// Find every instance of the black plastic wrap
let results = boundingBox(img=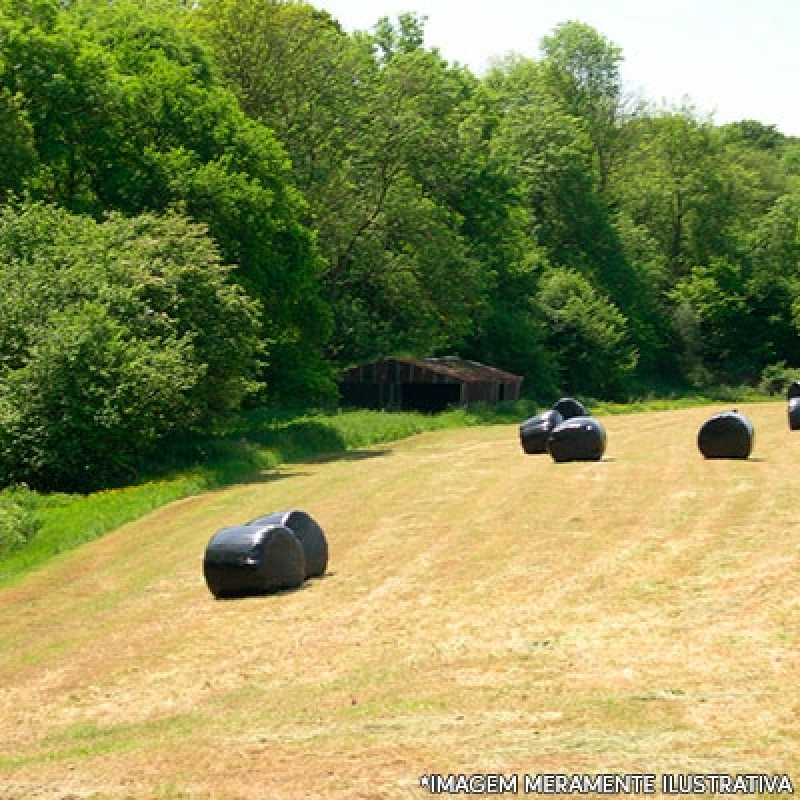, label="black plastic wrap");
[247,509,328,579]
[789,398,800,431]
[519,409,564,454]
[203,524,306,598]
[697,411,754,460]
[552,397,589,420]
[547,416,607,463]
